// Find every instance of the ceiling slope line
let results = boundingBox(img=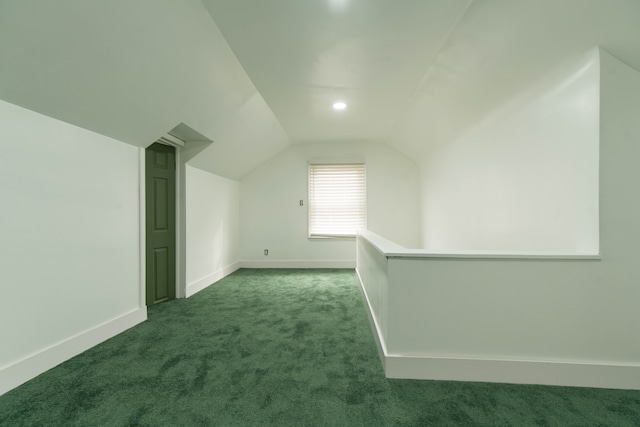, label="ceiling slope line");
[383,0,475,144]
[201,1,294,146]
